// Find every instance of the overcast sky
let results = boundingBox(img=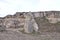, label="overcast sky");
[0,0,60,17]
